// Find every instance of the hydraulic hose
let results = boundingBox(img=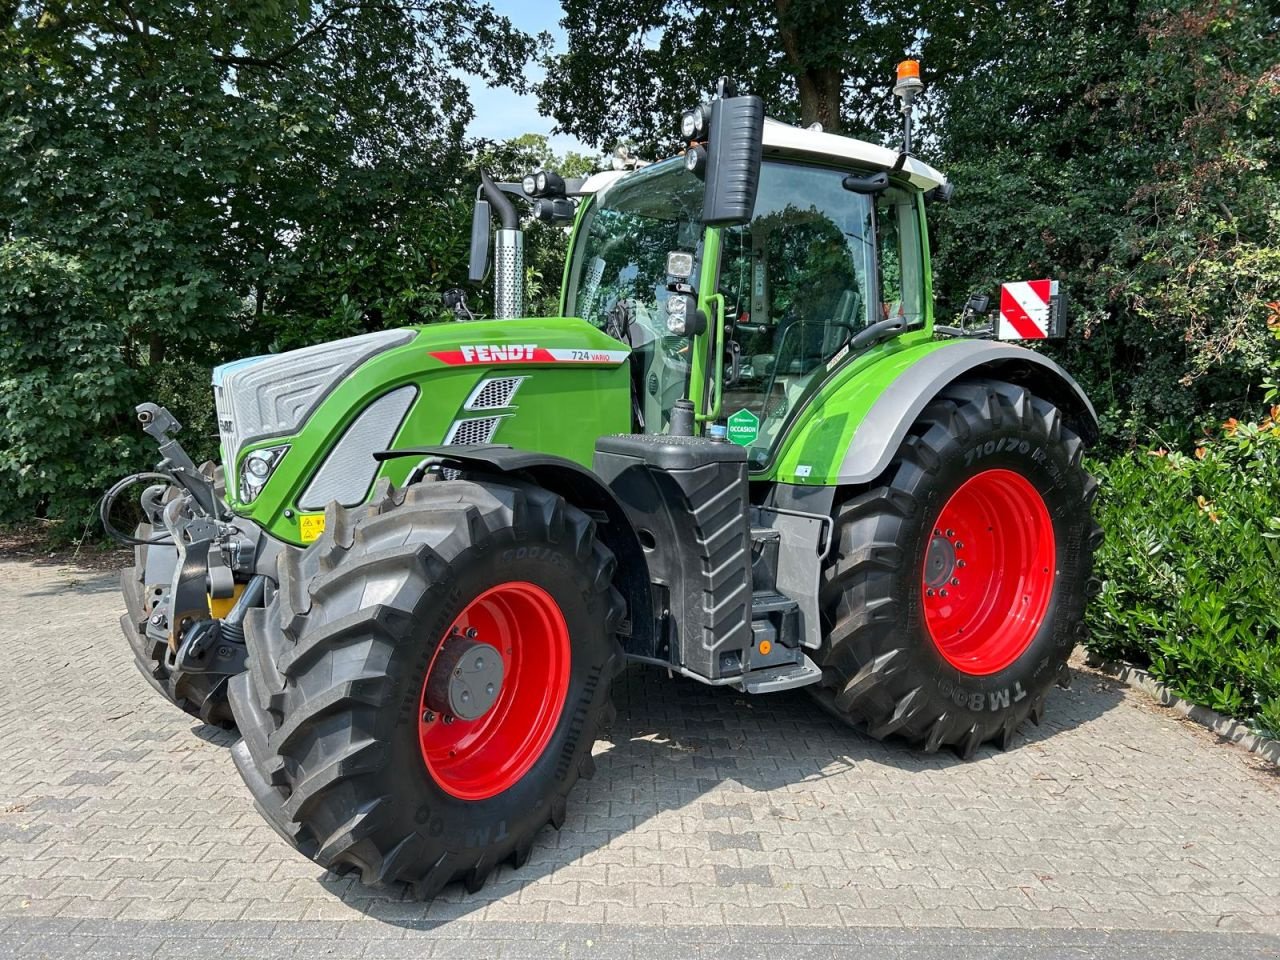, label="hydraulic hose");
[99,472,177,546]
